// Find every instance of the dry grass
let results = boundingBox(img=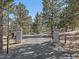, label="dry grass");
[60,36,79,52]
